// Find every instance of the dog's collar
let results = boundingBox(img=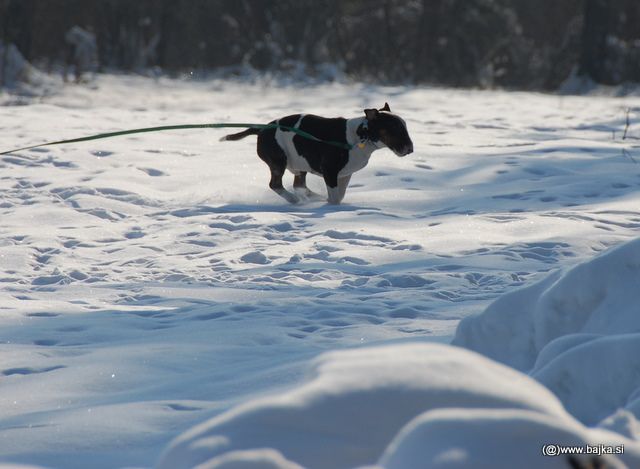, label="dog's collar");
[355,120,386,150]
[356,119,379,148]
